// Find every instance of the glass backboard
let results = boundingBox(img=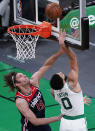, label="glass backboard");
[13,0,89,49]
